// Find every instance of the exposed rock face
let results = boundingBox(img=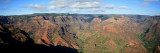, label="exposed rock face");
[138,17,160,52]
[0,14,160,53]
[0,23,78,53]
[154,46,160,53]
[0,22,34,48]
